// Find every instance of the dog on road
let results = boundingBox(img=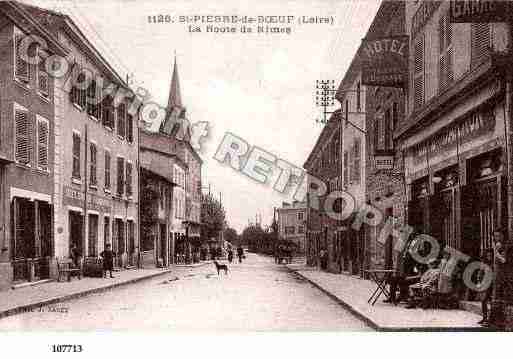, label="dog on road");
[213,260,228,275]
